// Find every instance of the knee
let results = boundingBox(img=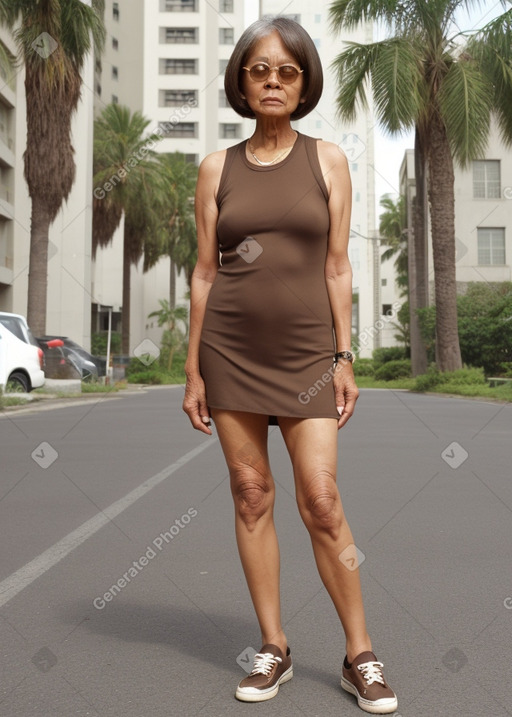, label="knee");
[231,468,273,530]
[300,471,342,539]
